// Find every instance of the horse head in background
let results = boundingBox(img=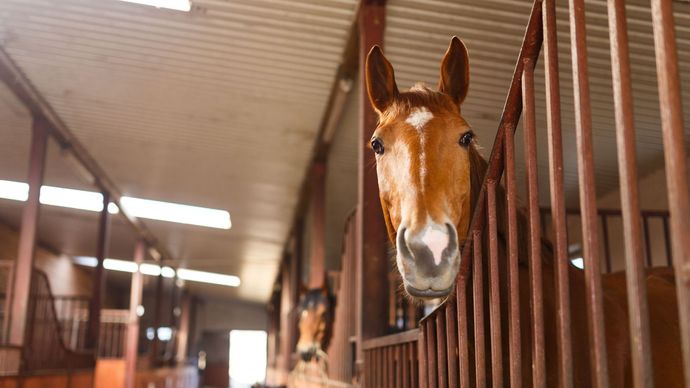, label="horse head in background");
[365,37,483,299]
[295,282,334,363]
